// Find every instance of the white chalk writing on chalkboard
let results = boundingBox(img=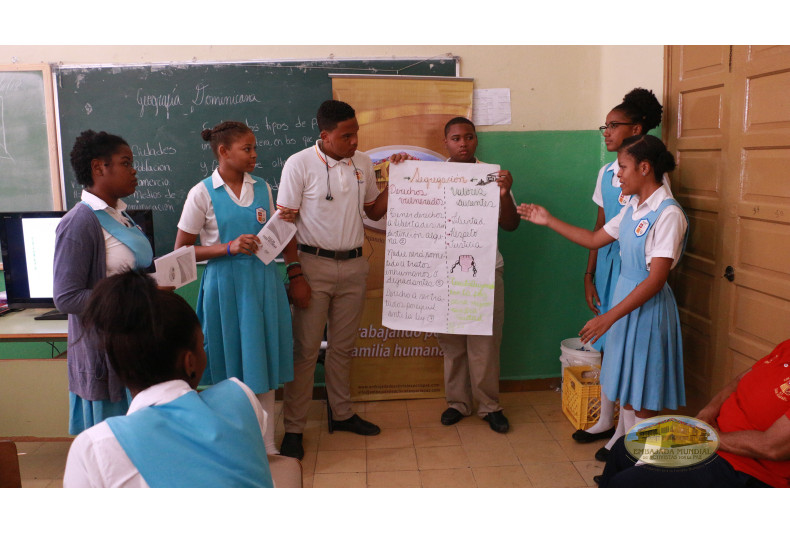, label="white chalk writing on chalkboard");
[0,97,13,161]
